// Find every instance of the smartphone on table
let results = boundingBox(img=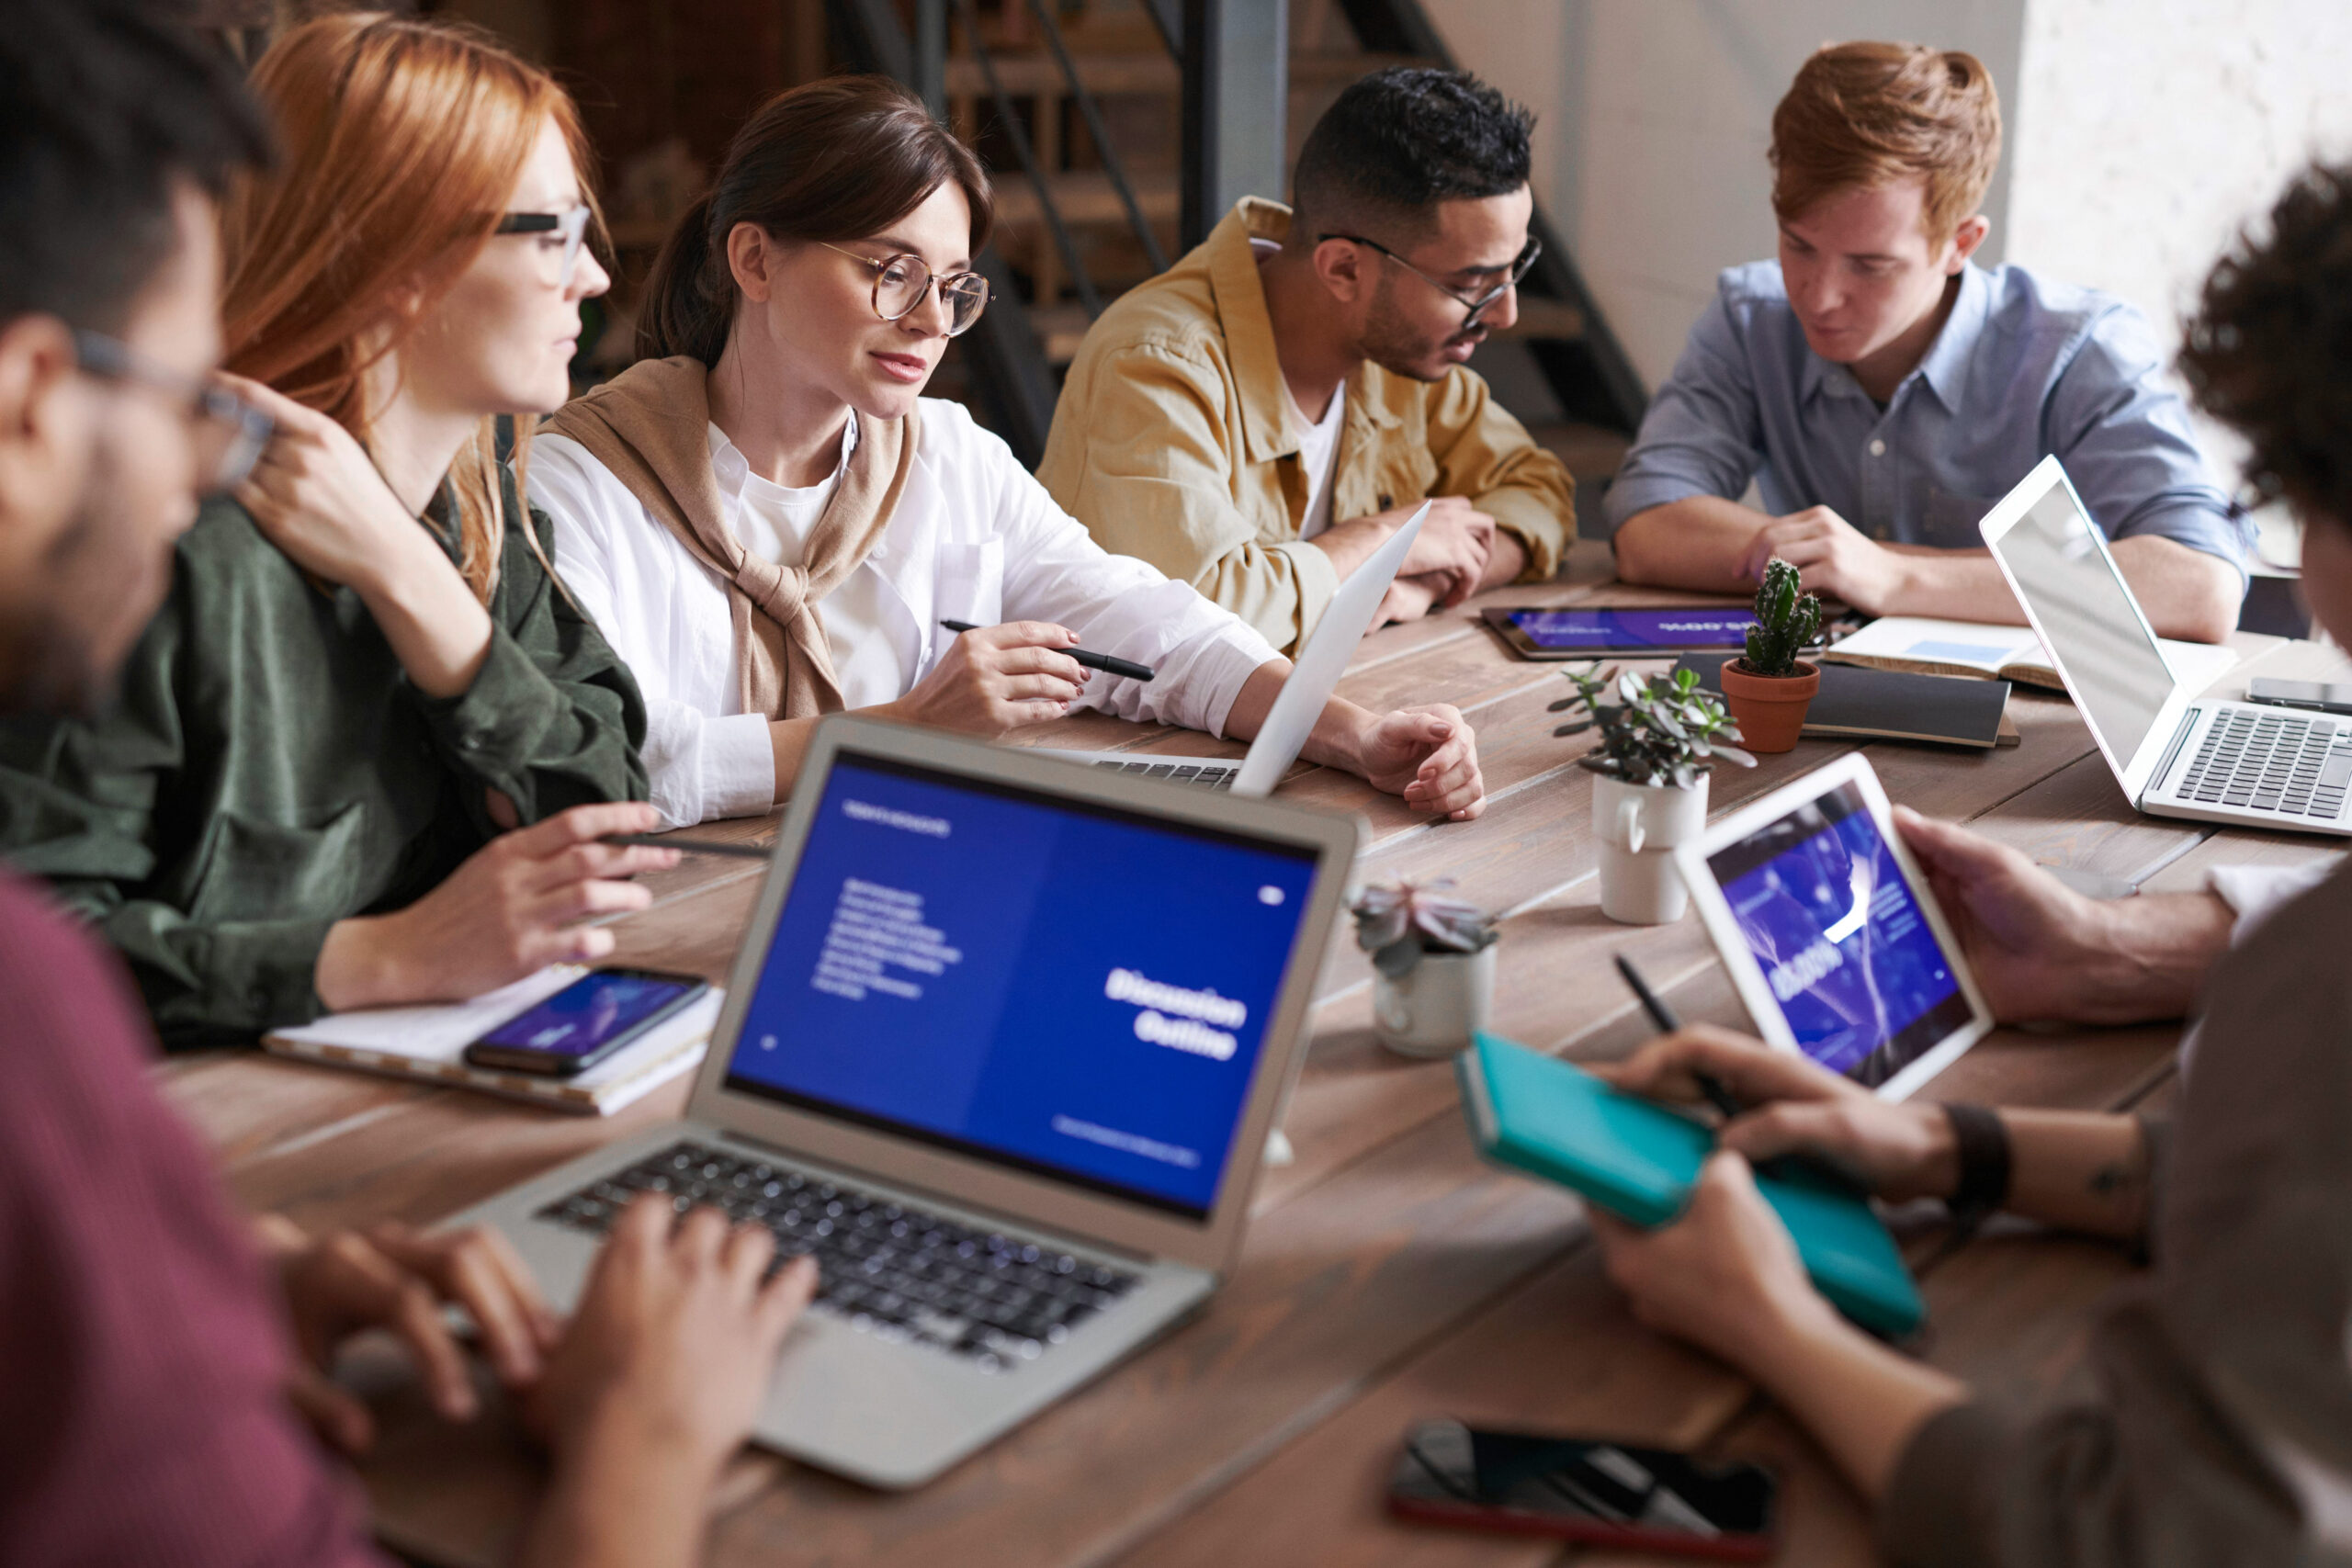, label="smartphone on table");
[2245,677,2352,716]
[462,967,710,1077]
[1386,1419,1778,1561]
